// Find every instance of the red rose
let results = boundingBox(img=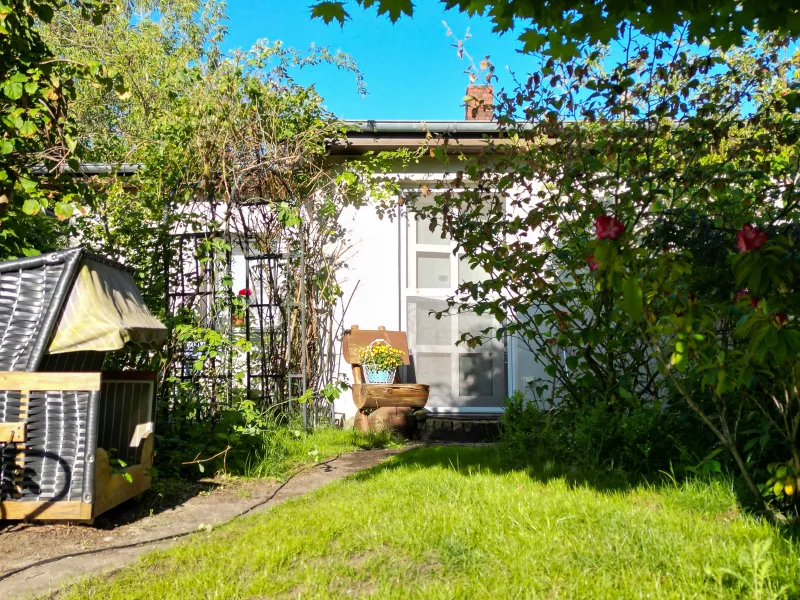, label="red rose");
[594,215,625,240]
[588,254,600,272]
[735,224,767,253]
[238,288,252,297]
[734,288,759,308]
